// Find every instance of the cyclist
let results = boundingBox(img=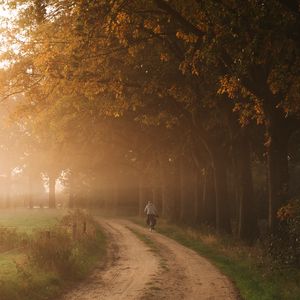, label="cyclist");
[144,200,158,231]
